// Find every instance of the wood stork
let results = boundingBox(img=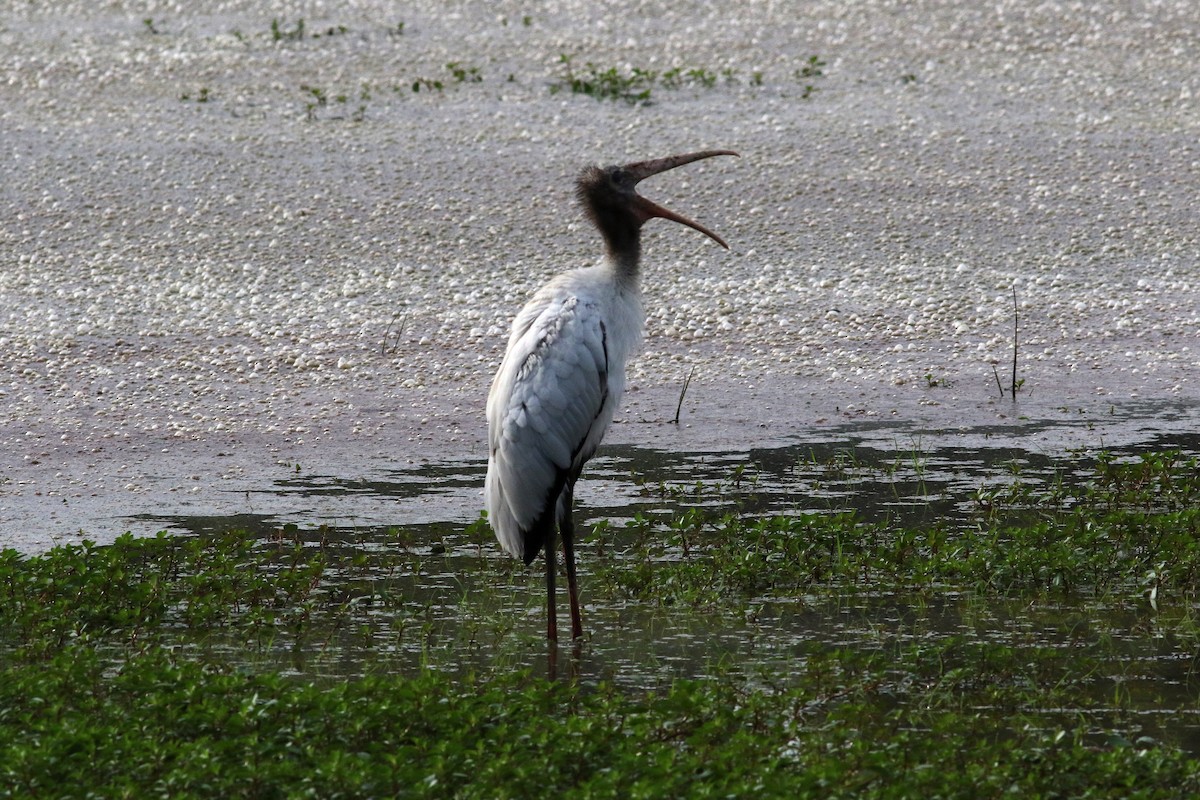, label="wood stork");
[485,149,737,640]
